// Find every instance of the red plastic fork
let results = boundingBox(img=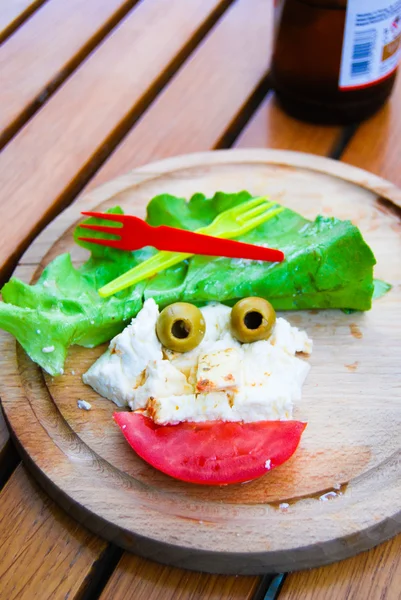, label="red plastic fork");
[78,211,284,262]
